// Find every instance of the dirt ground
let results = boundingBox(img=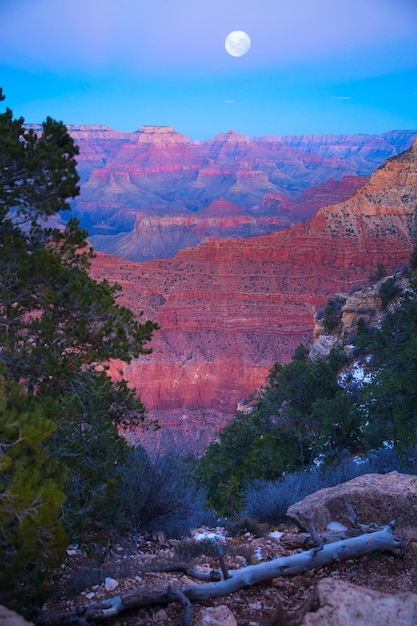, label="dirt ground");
[40,523,417,626]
